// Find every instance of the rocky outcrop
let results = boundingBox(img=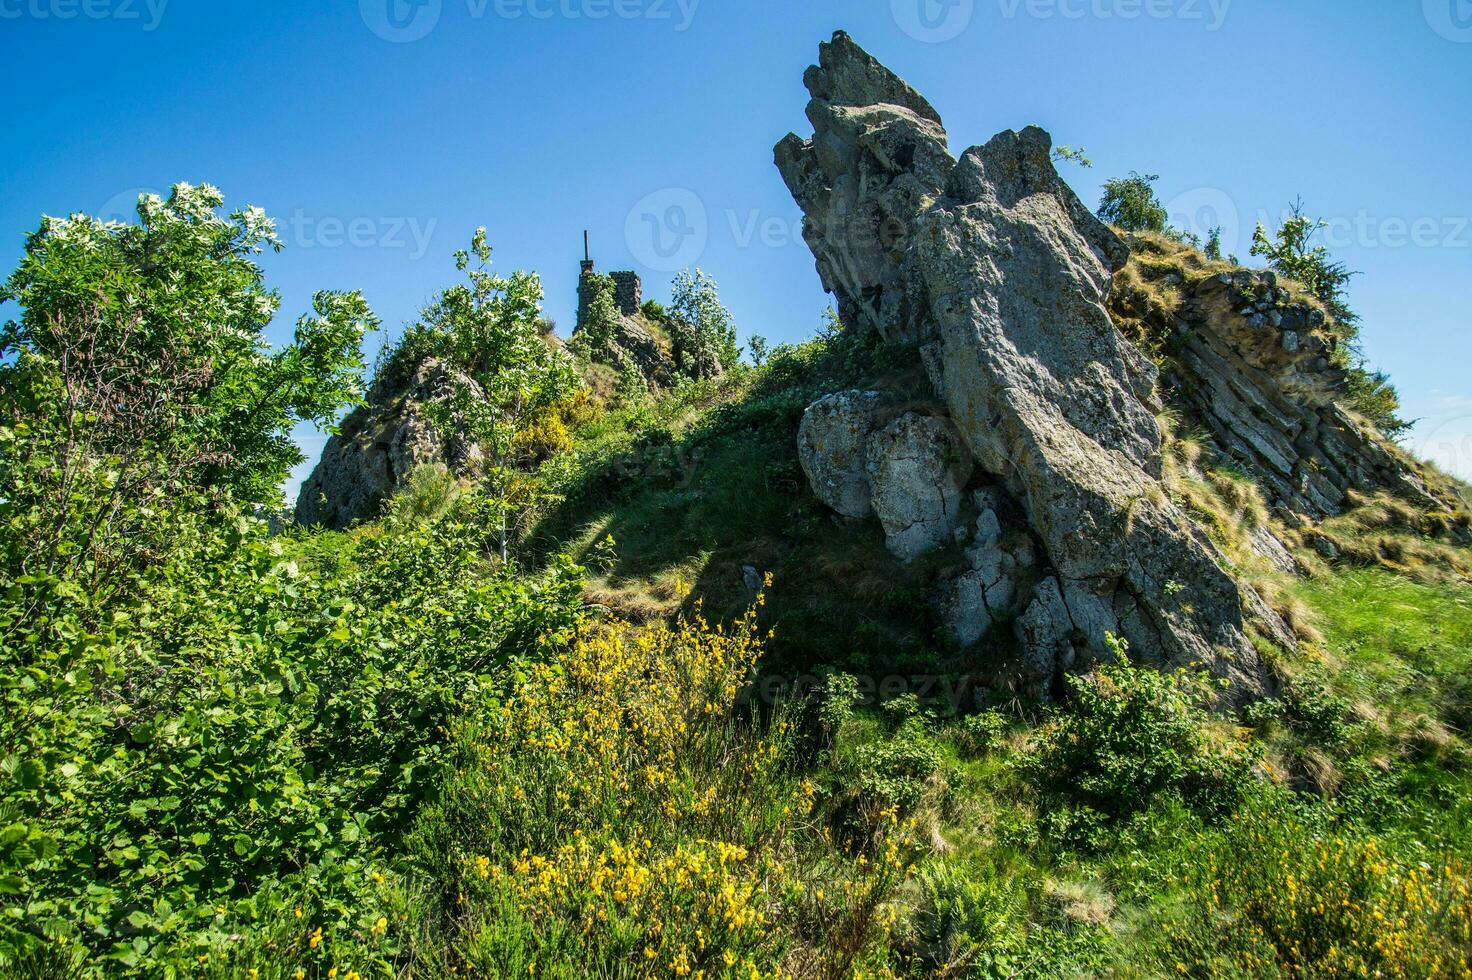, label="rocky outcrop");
[1130,265,1453,520]
[295,358,482,529]
[778,32,1279,698]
